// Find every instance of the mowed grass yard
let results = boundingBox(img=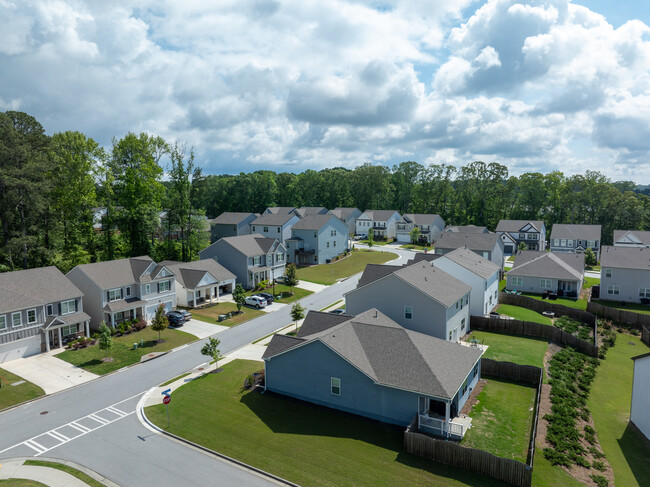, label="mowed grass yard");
[188,302,265,326]
[146,360,507,487]
[56,326,195,375]
[496,304,552,325]
[461,378,536,462]
[0,368,45,410]
[591,299,650,316]
[296,250,398,285]
[468,330,548,369]
[587,333,650,487]
[520,293,588,310]
[246,284,313,304]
